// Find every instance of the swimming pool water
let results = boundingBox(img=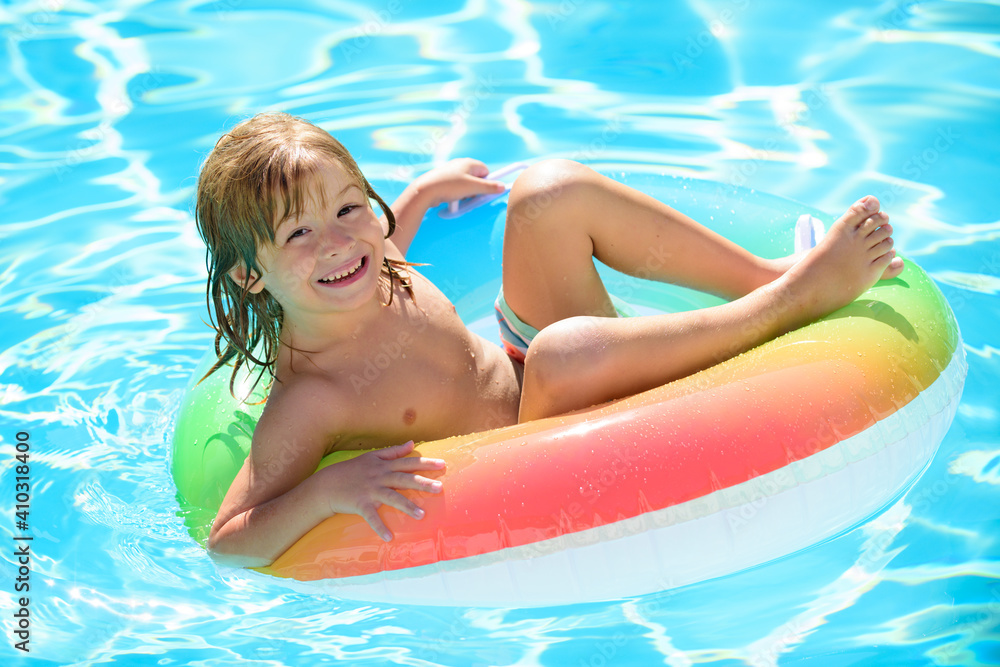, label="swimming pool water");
[1,1,998,665]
